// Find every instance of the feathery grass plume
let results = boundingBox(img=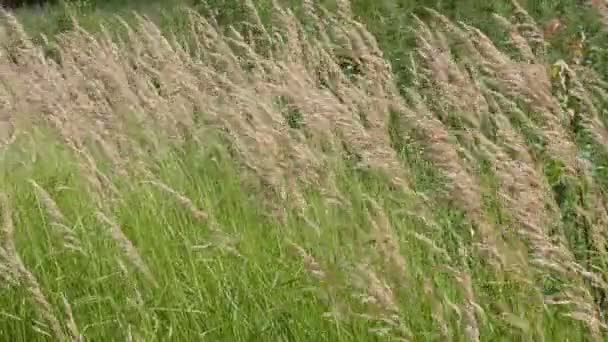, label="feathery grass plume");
[364,196,408,282]
[588,0,608,29]
[403,230,452,263]
[385,18,497,254]
[0,117,14,147]
[5,0,608,338]
[413,4,608,335]
[353,264,411,340]
[0,21,122,204]
[144,179,241,255]
[492,14,535,62]
[0,194,15,255]
[287,239,354,325]
[0,245,17,289]
[506,0,548,55]
[0,9,44,67]
[413,13,488,125]
[0,193,67,341]
[514,7,608,318]
[28,179,84,254]
[189,5,410,206]
[423,277,450,339]
[77,146,120,201]
[94,211,157,287]
[417,9,553,233]
[88,130,130,178]
[393,90,501,262]
[287,240,326,282]
[456,270,481,342]
[467,25,577,172]
[61,295,81,342]
[422,9,577,173]
[3,1,414,220]
[242,0,272,52]
[553,60,608,151]
[144,180,209,223]
[546,286,606,342]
